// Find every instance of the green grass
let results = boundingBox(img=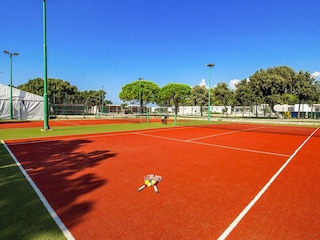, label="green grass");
[0,144,66,240]
[0,122,175,141]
